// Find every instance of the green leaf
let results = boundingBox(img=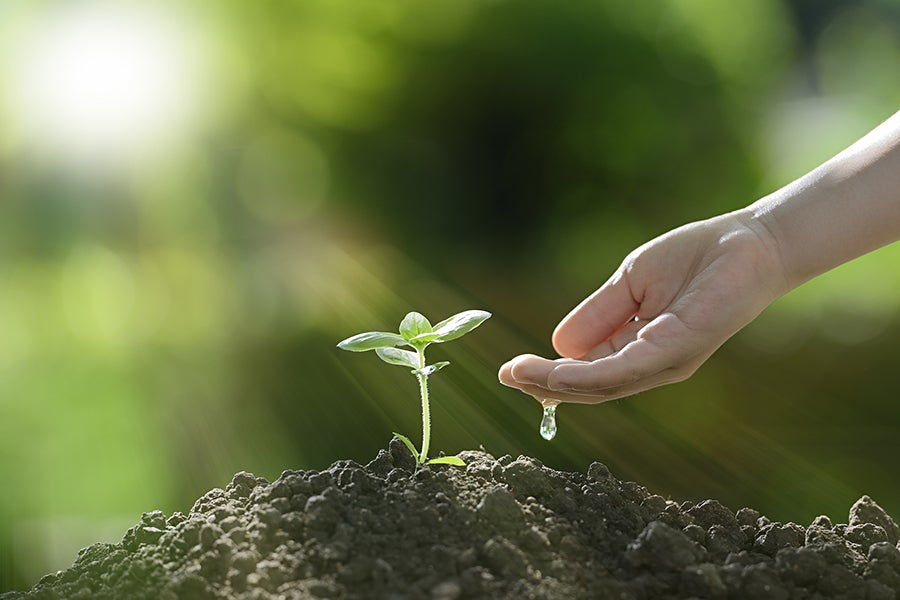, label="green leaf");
[431,310,491,343]
[337,331,407,352]
[399,312,432,341]
[426,456,466,467]
[392,432,421,464]
[376,347,419,369]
